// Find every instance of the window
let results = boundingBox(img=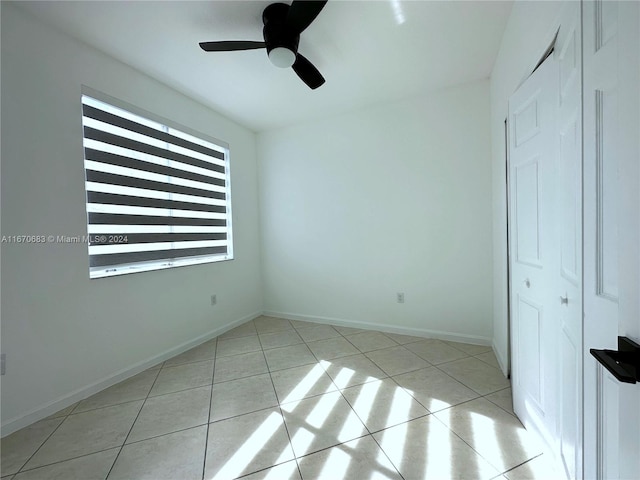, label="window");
[81,91,232,278]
